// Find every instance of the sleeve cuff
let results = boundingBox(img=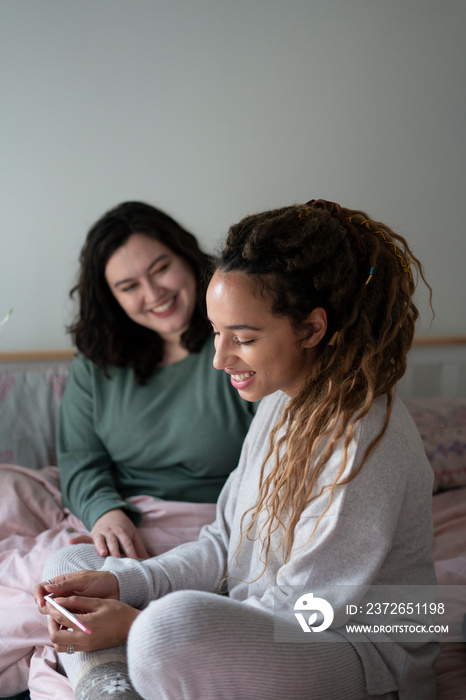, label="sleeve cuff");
[85,499,142,531]
[102,557,153,609]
